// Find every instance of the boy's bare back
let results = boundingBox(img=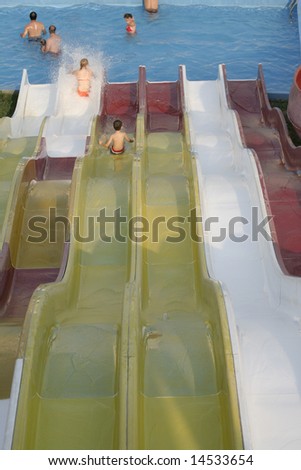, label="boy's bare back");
[109,131,131,152]
[99,119,134,154]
